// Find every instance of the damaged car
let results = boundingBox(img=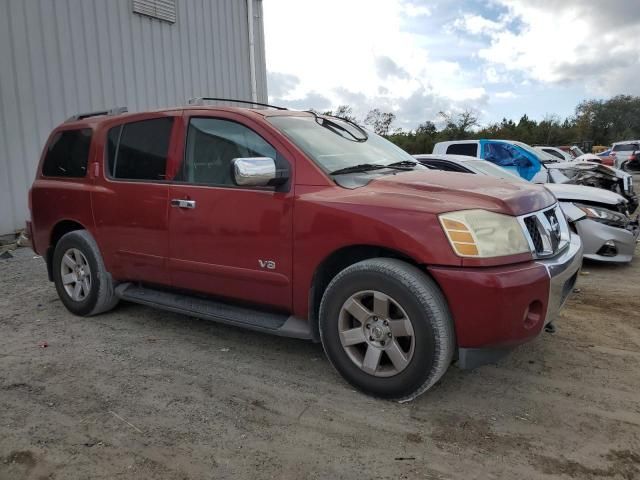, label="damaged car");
[544,160,636,211]
[534,145,603,164]
[415,154,639,263]
[433,139,637,212]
